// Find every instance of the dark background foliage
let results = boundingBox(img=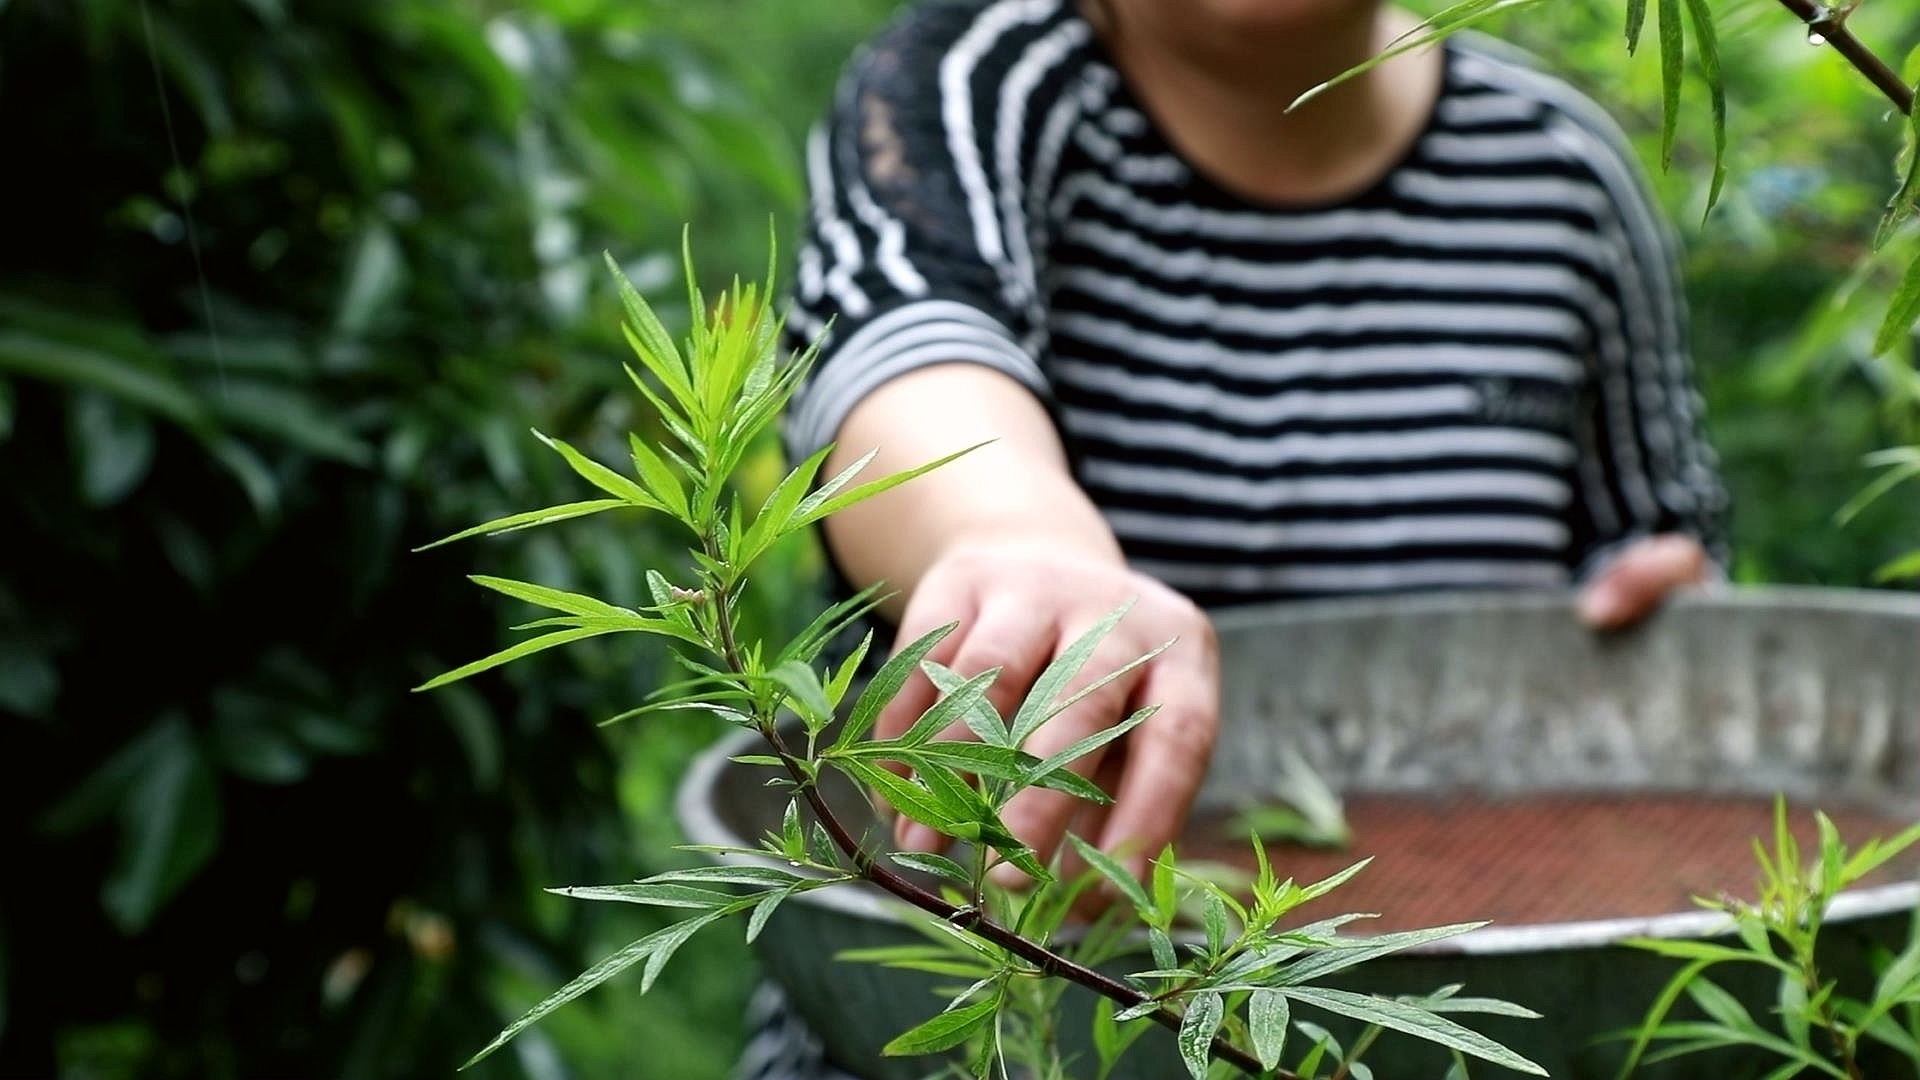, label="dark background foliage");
[0,0,1912,1077]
